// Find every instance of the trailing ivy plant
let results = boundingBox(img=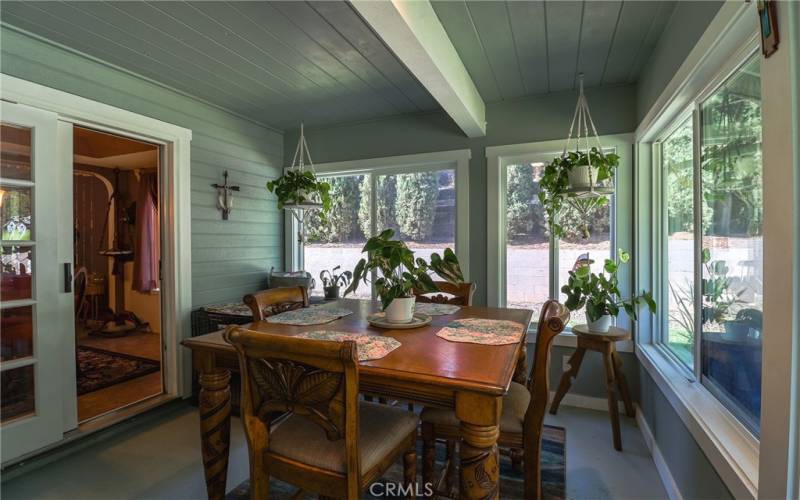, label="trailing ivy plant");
[266,170,332,220]
[561,248,656,322]
[538,147,620,238]
[344,229,464,309]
